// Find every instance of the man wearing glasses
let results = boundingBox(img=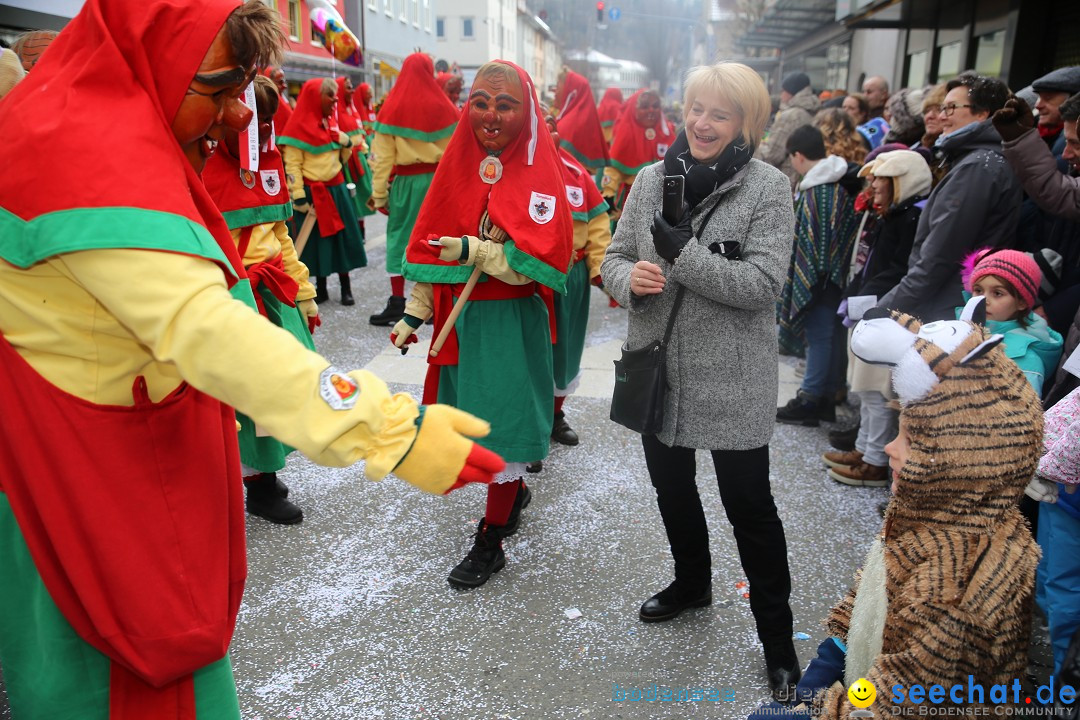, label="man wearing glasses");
[876,71,1018,324]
